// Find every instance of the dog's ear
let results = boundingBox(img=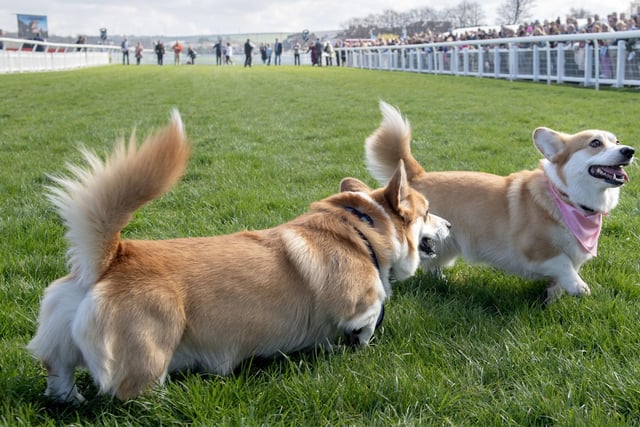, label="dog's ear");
[340,177,371,193]
[533,127,566,161]
[384,160,412,217]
